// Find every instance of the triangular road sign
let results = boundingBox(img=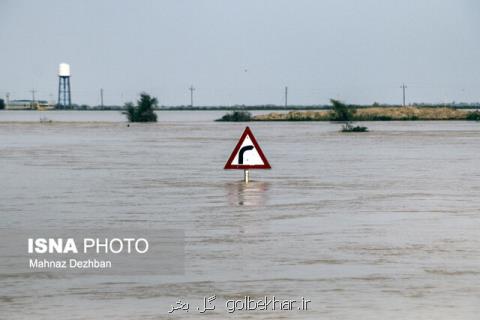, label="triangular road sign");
[224,127,271,169]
